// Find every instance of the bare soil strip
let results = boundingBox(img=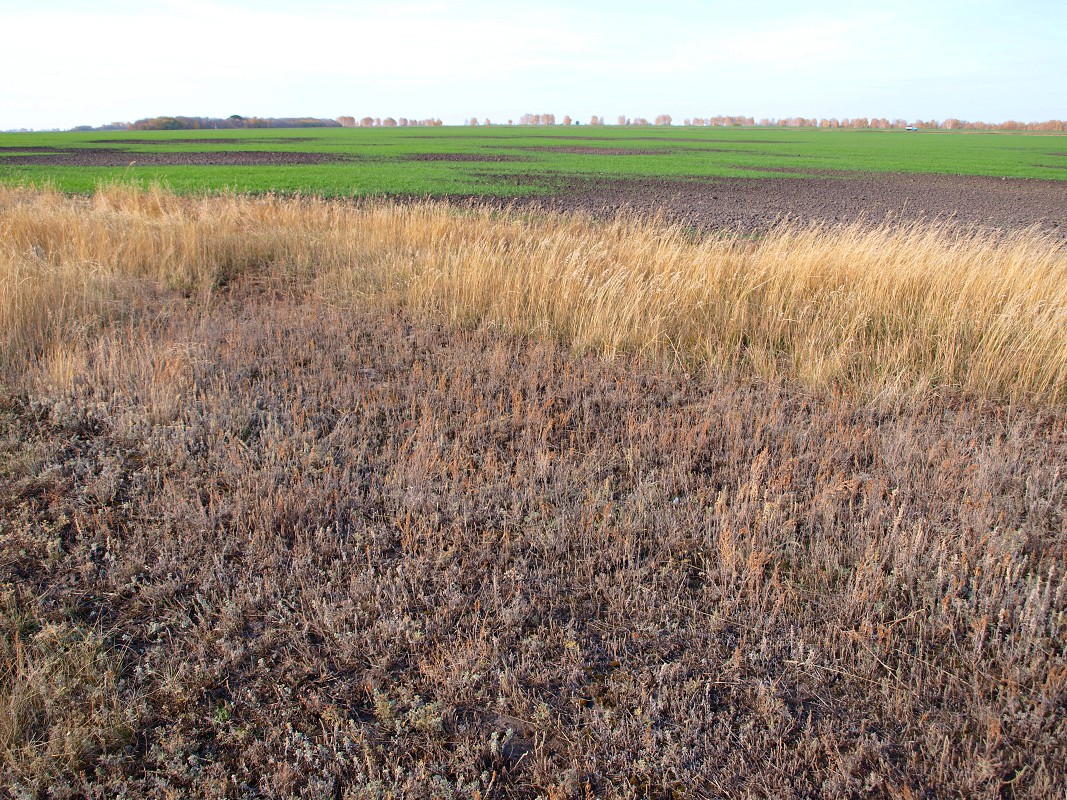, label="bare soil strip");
[518,173,1067,236]
[528,146,667,156]
[405,153,528,162]
[0,146,70,154]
